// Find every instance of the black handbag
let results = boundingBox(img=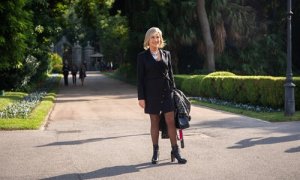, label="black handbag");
[176,113,190,129]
